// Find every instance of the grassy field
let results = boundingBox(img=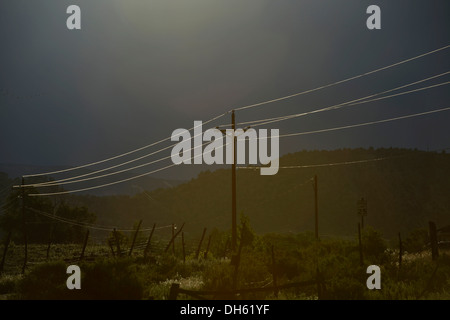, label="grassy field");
[1,229,449,300]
